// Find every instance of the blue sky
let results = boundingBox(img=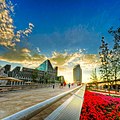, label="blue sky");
[0,0,120,82]
[10,0,120,54]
